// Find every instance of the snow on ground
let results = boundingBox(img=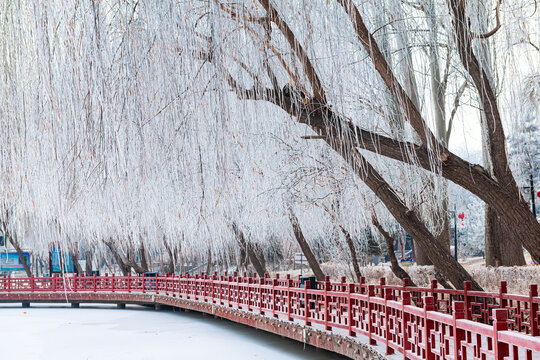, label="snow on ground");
[0,304,343,360]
